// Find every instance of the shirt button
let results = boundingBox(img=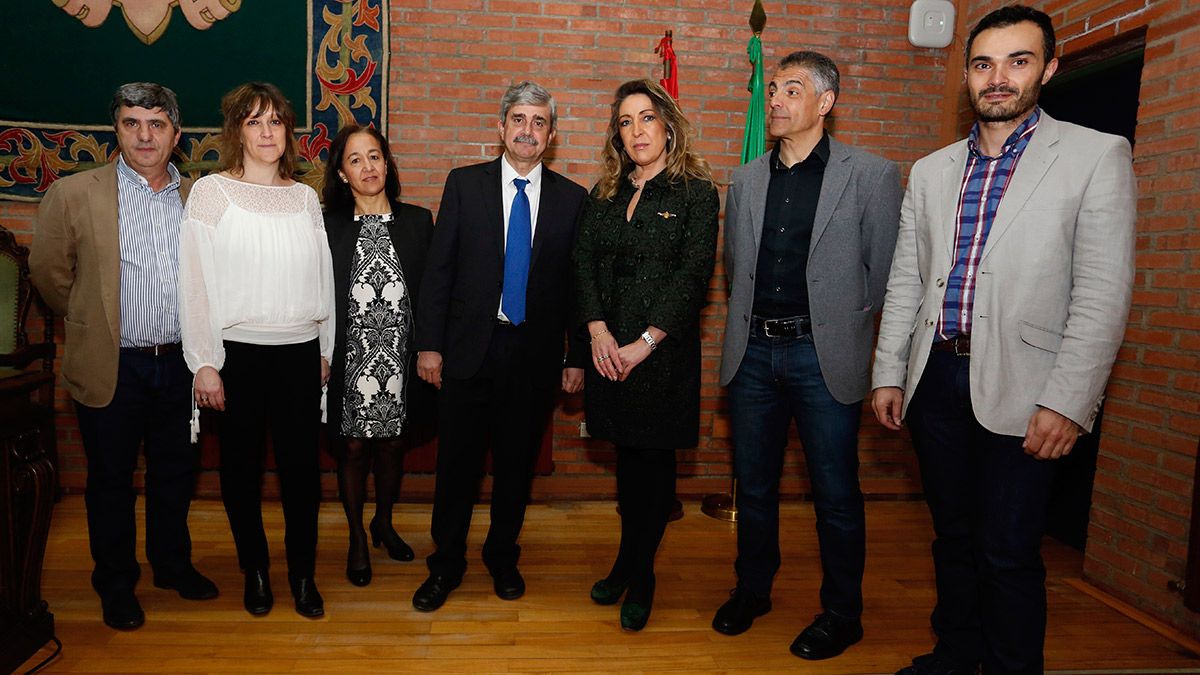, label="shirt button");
[774,286,781,292]
[784,198,790,204]
[777,257,783,263]
[936,278,945,287]
[779,227,785,233]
